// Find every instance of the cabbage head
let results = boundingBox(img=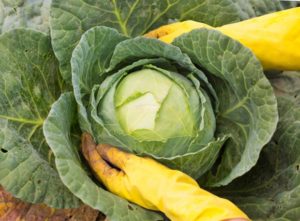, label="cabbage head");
[70,26,278,186]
